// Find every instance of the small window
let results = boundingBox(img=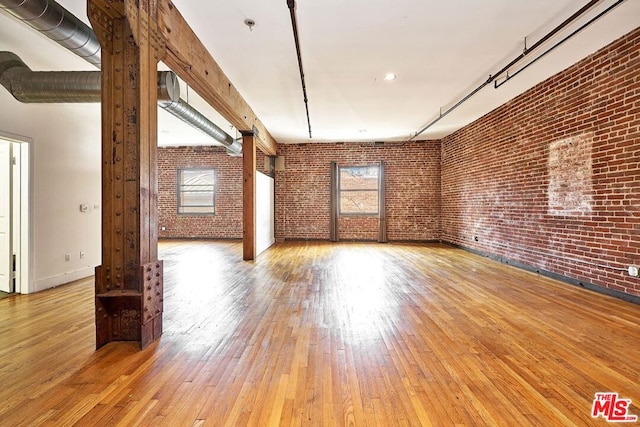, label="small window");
[178,168,215,214]
[339,165,380,215]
